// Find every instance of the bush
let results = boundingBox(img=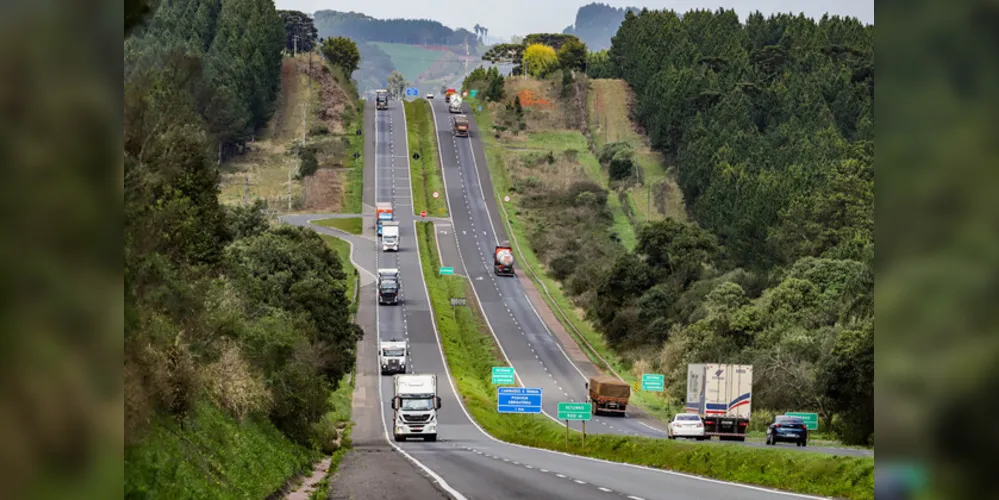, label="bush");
[309,124,330,136]
[200,340,273,421]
